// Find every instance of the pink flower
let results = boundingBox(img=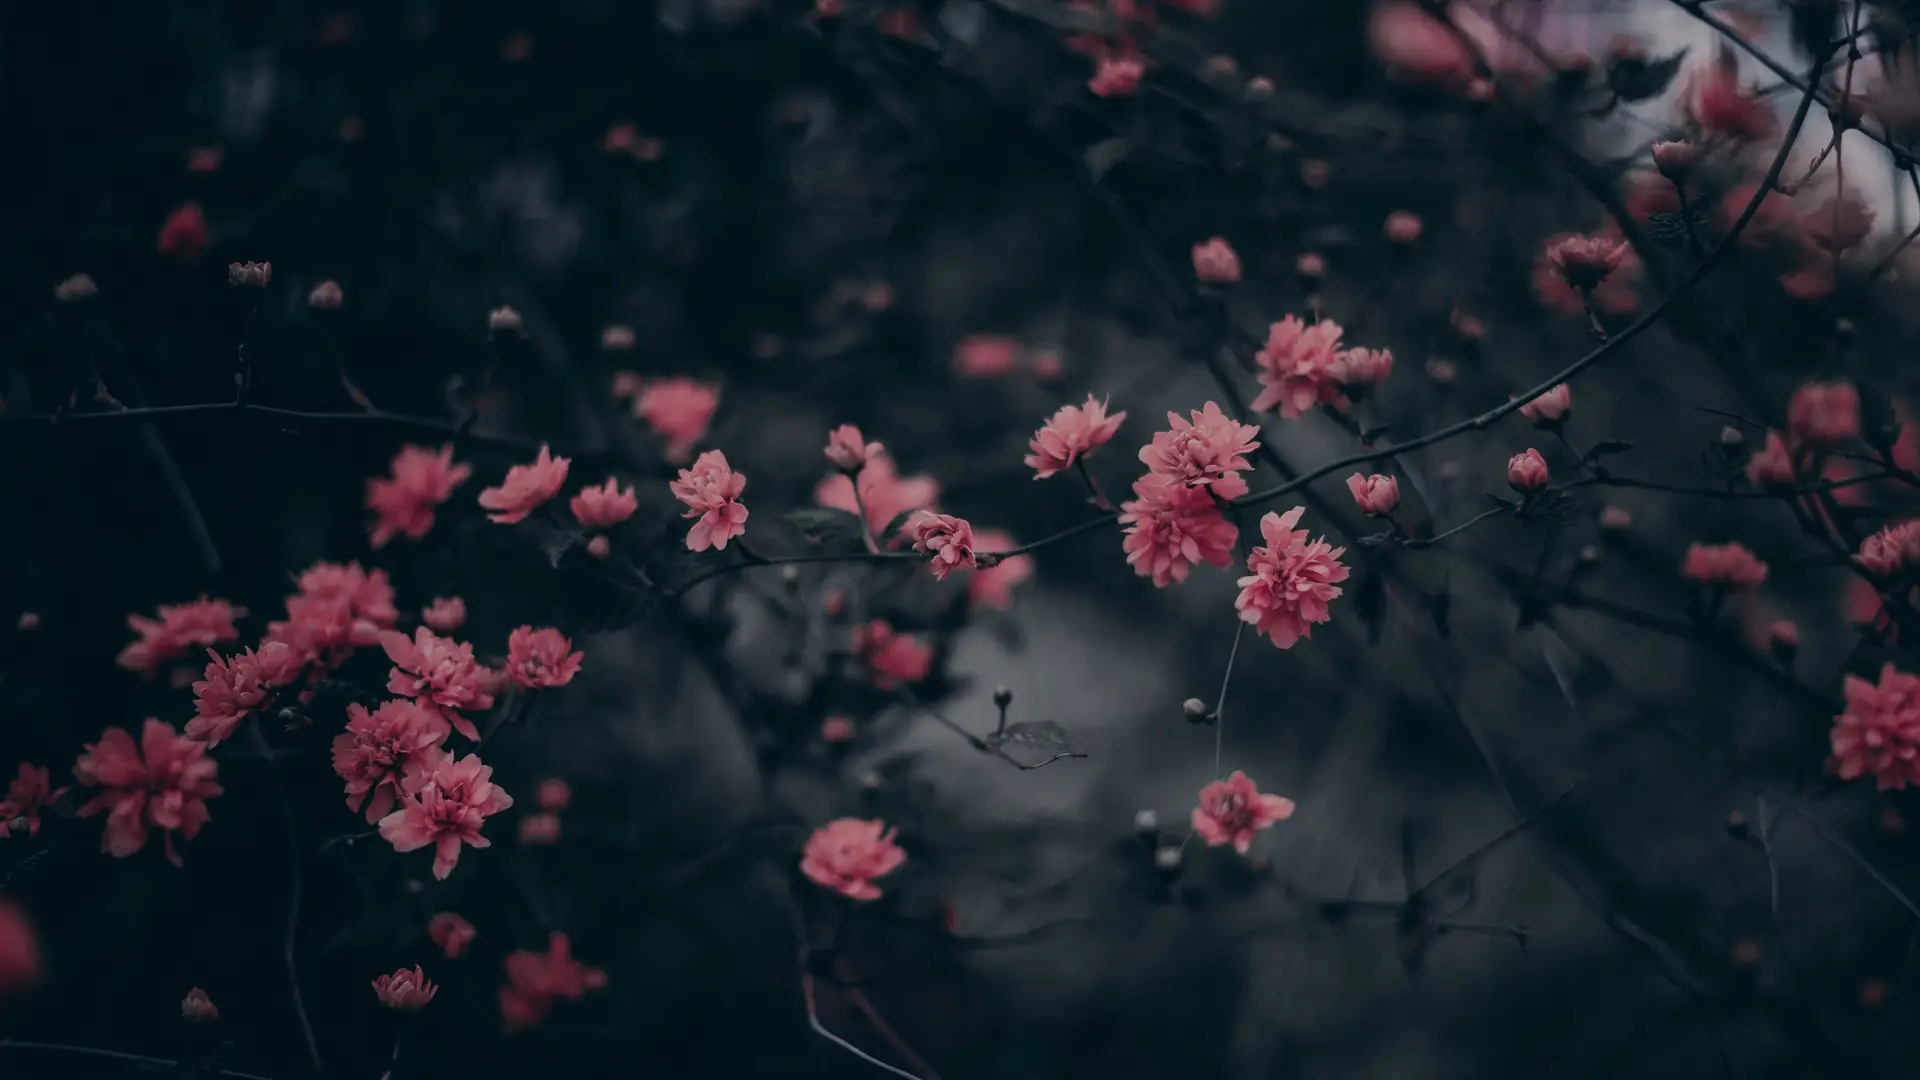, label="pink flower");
[0,900,41,996]
[1768,620,1800,654]
[1683,542,1769,589]
[157,202,209,261]
[366,444,471,548]
[852,620,932,689]
[74,719,223,867]
[181,987,219,1023]
[634,378,719,461]
[670,450,749,552]
[117,596,247,677]
[0,764,68,839]
[1685,58,1775,141]
[1805,193,1876,253]
[1747,432,1797,487]
[825,425,883,472]
[816,454,940,532]
[519,812,561,845]
[965,528,1034,610]
[500,933,606,1033]
[1830,664,1920,790]
[1252,316,1350,418]
[1384,211,1423,244]
[954,334,1020,378]
[332,699,452,823]
[372,966,438,1011]
[479,445,571,524]
[264,562,399,671]
[429,912,477,959]
[569,478,637,530]
[380,628,497,741]
[505,626,583,689]
[377,751,514,880]
[1089,55,1144,97]
[1534,232,1640,316]
[1345,473,1400,516]
[1519,384,1572,425]
[1139,402,1260,499]
[1651,139,1697,180]
[1507,449,1549,493]
[1026,396,1127,480]
[536,779,571,811]
[821,716,857,743]
[1234,507,1350,648]
[1192,237,1242,284]
[1788,382,1861,446]
[1191,771,1295,853]
[1327,348,1393,389]
[1856,521,1920,578]
[422,597,467,633]
[1547,234,1629,292]
[1118,473,1240,587]
[611,370,644,400]
[187,643,304,747]
[801,818,907,900]
[907,512,978,580]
